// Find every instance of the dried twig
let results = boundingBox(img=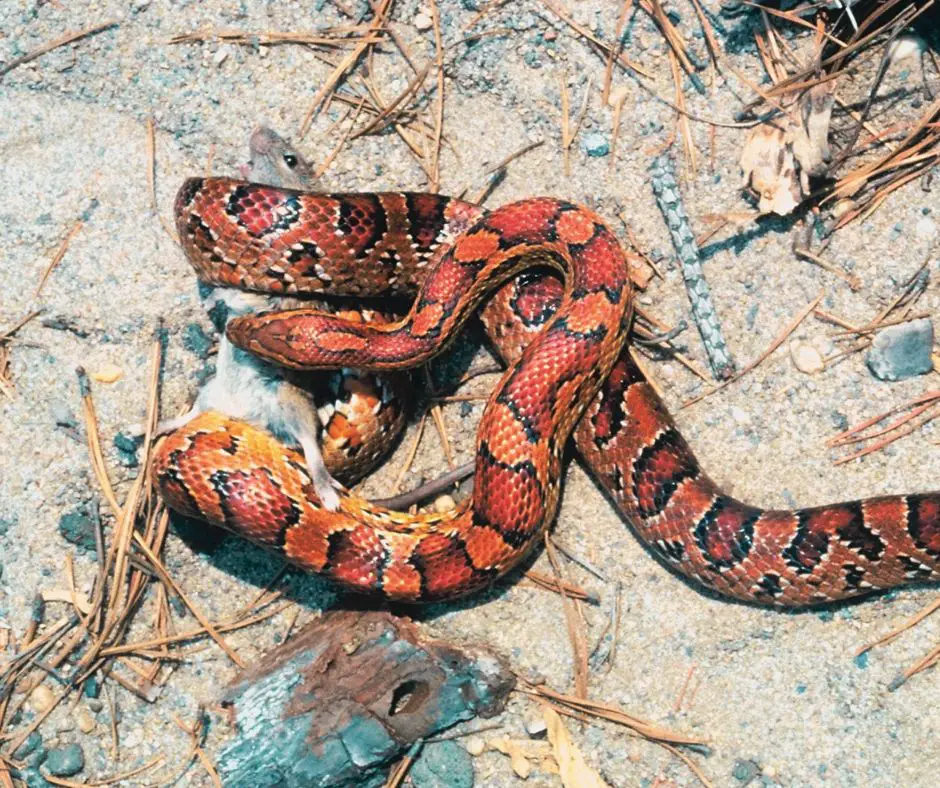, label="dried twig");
[36,220,84,297]
[0,20,117,78]
[428,0,445,192]
[299,0,393,136]
[559,74,593,176]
